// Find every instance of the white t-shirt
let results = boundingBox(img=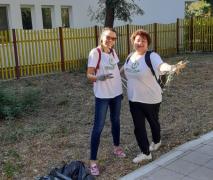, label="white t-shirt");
[88,48,123,98]
[124,52,163,104]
